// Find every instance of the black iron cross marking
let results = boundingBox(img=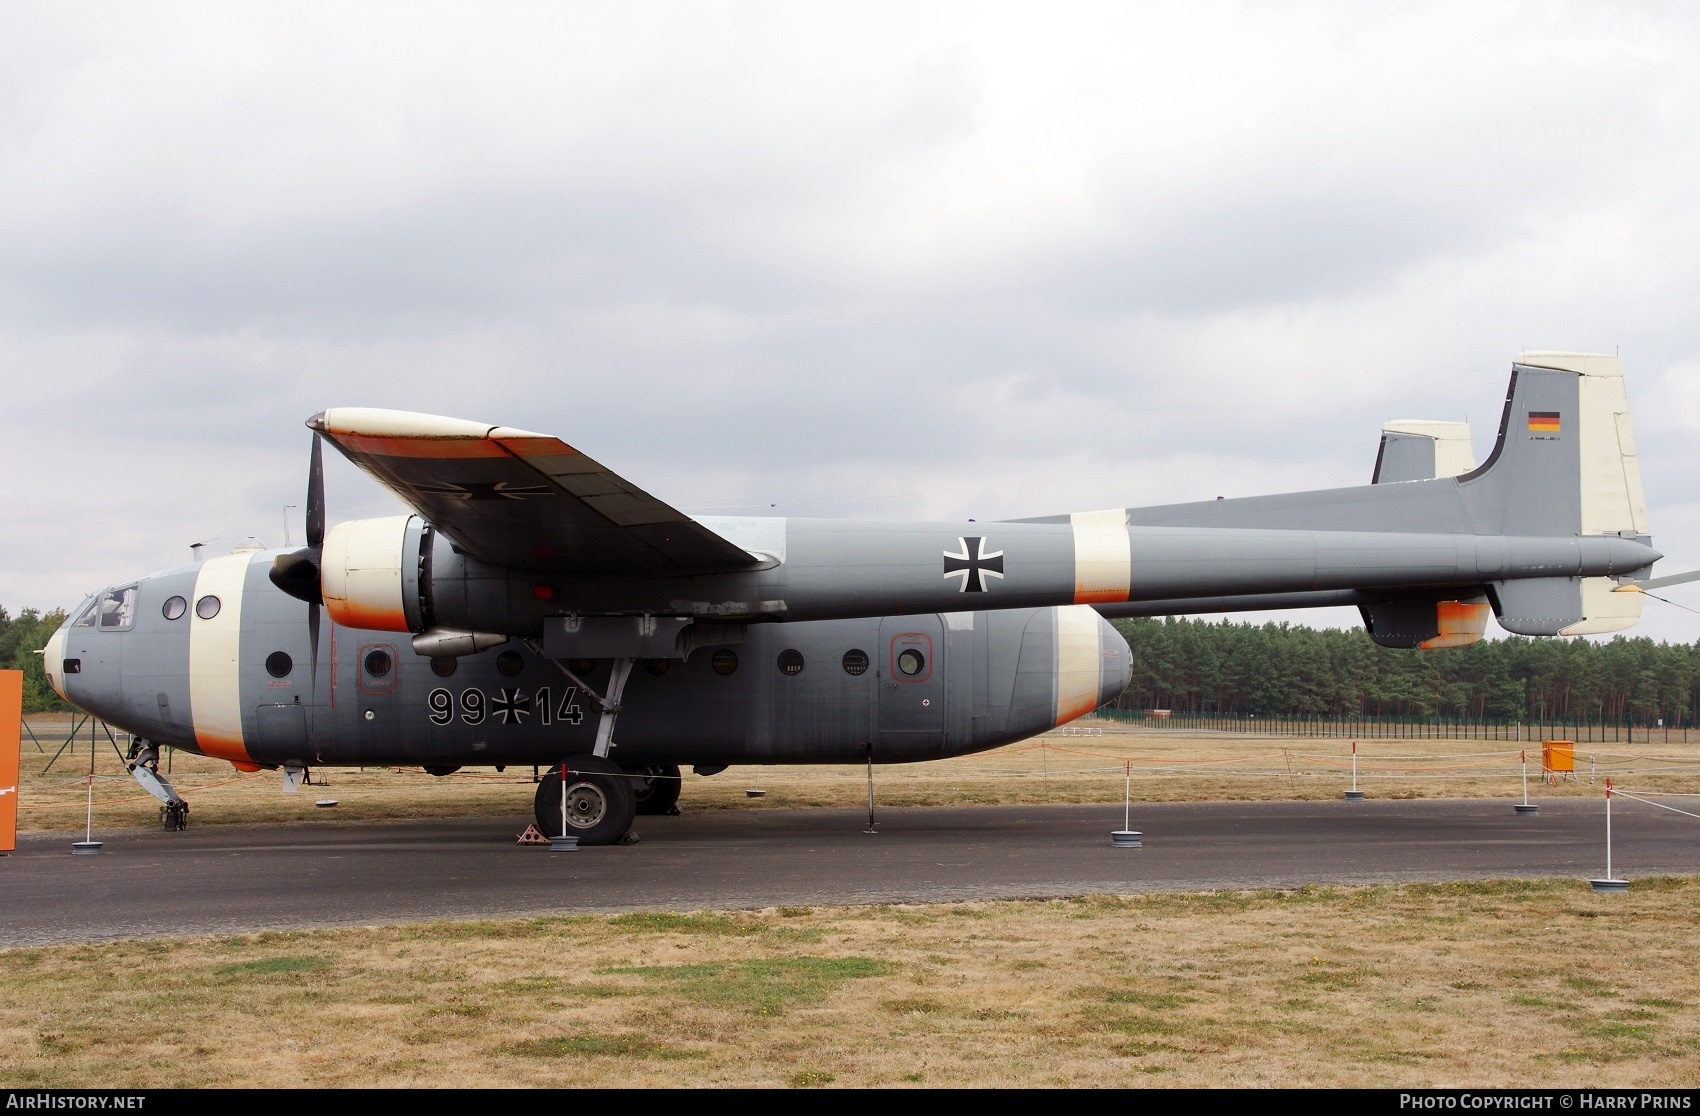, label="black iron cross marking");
[491,687,532,724]
[943,536,1005,593]
[415,481,554,501]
